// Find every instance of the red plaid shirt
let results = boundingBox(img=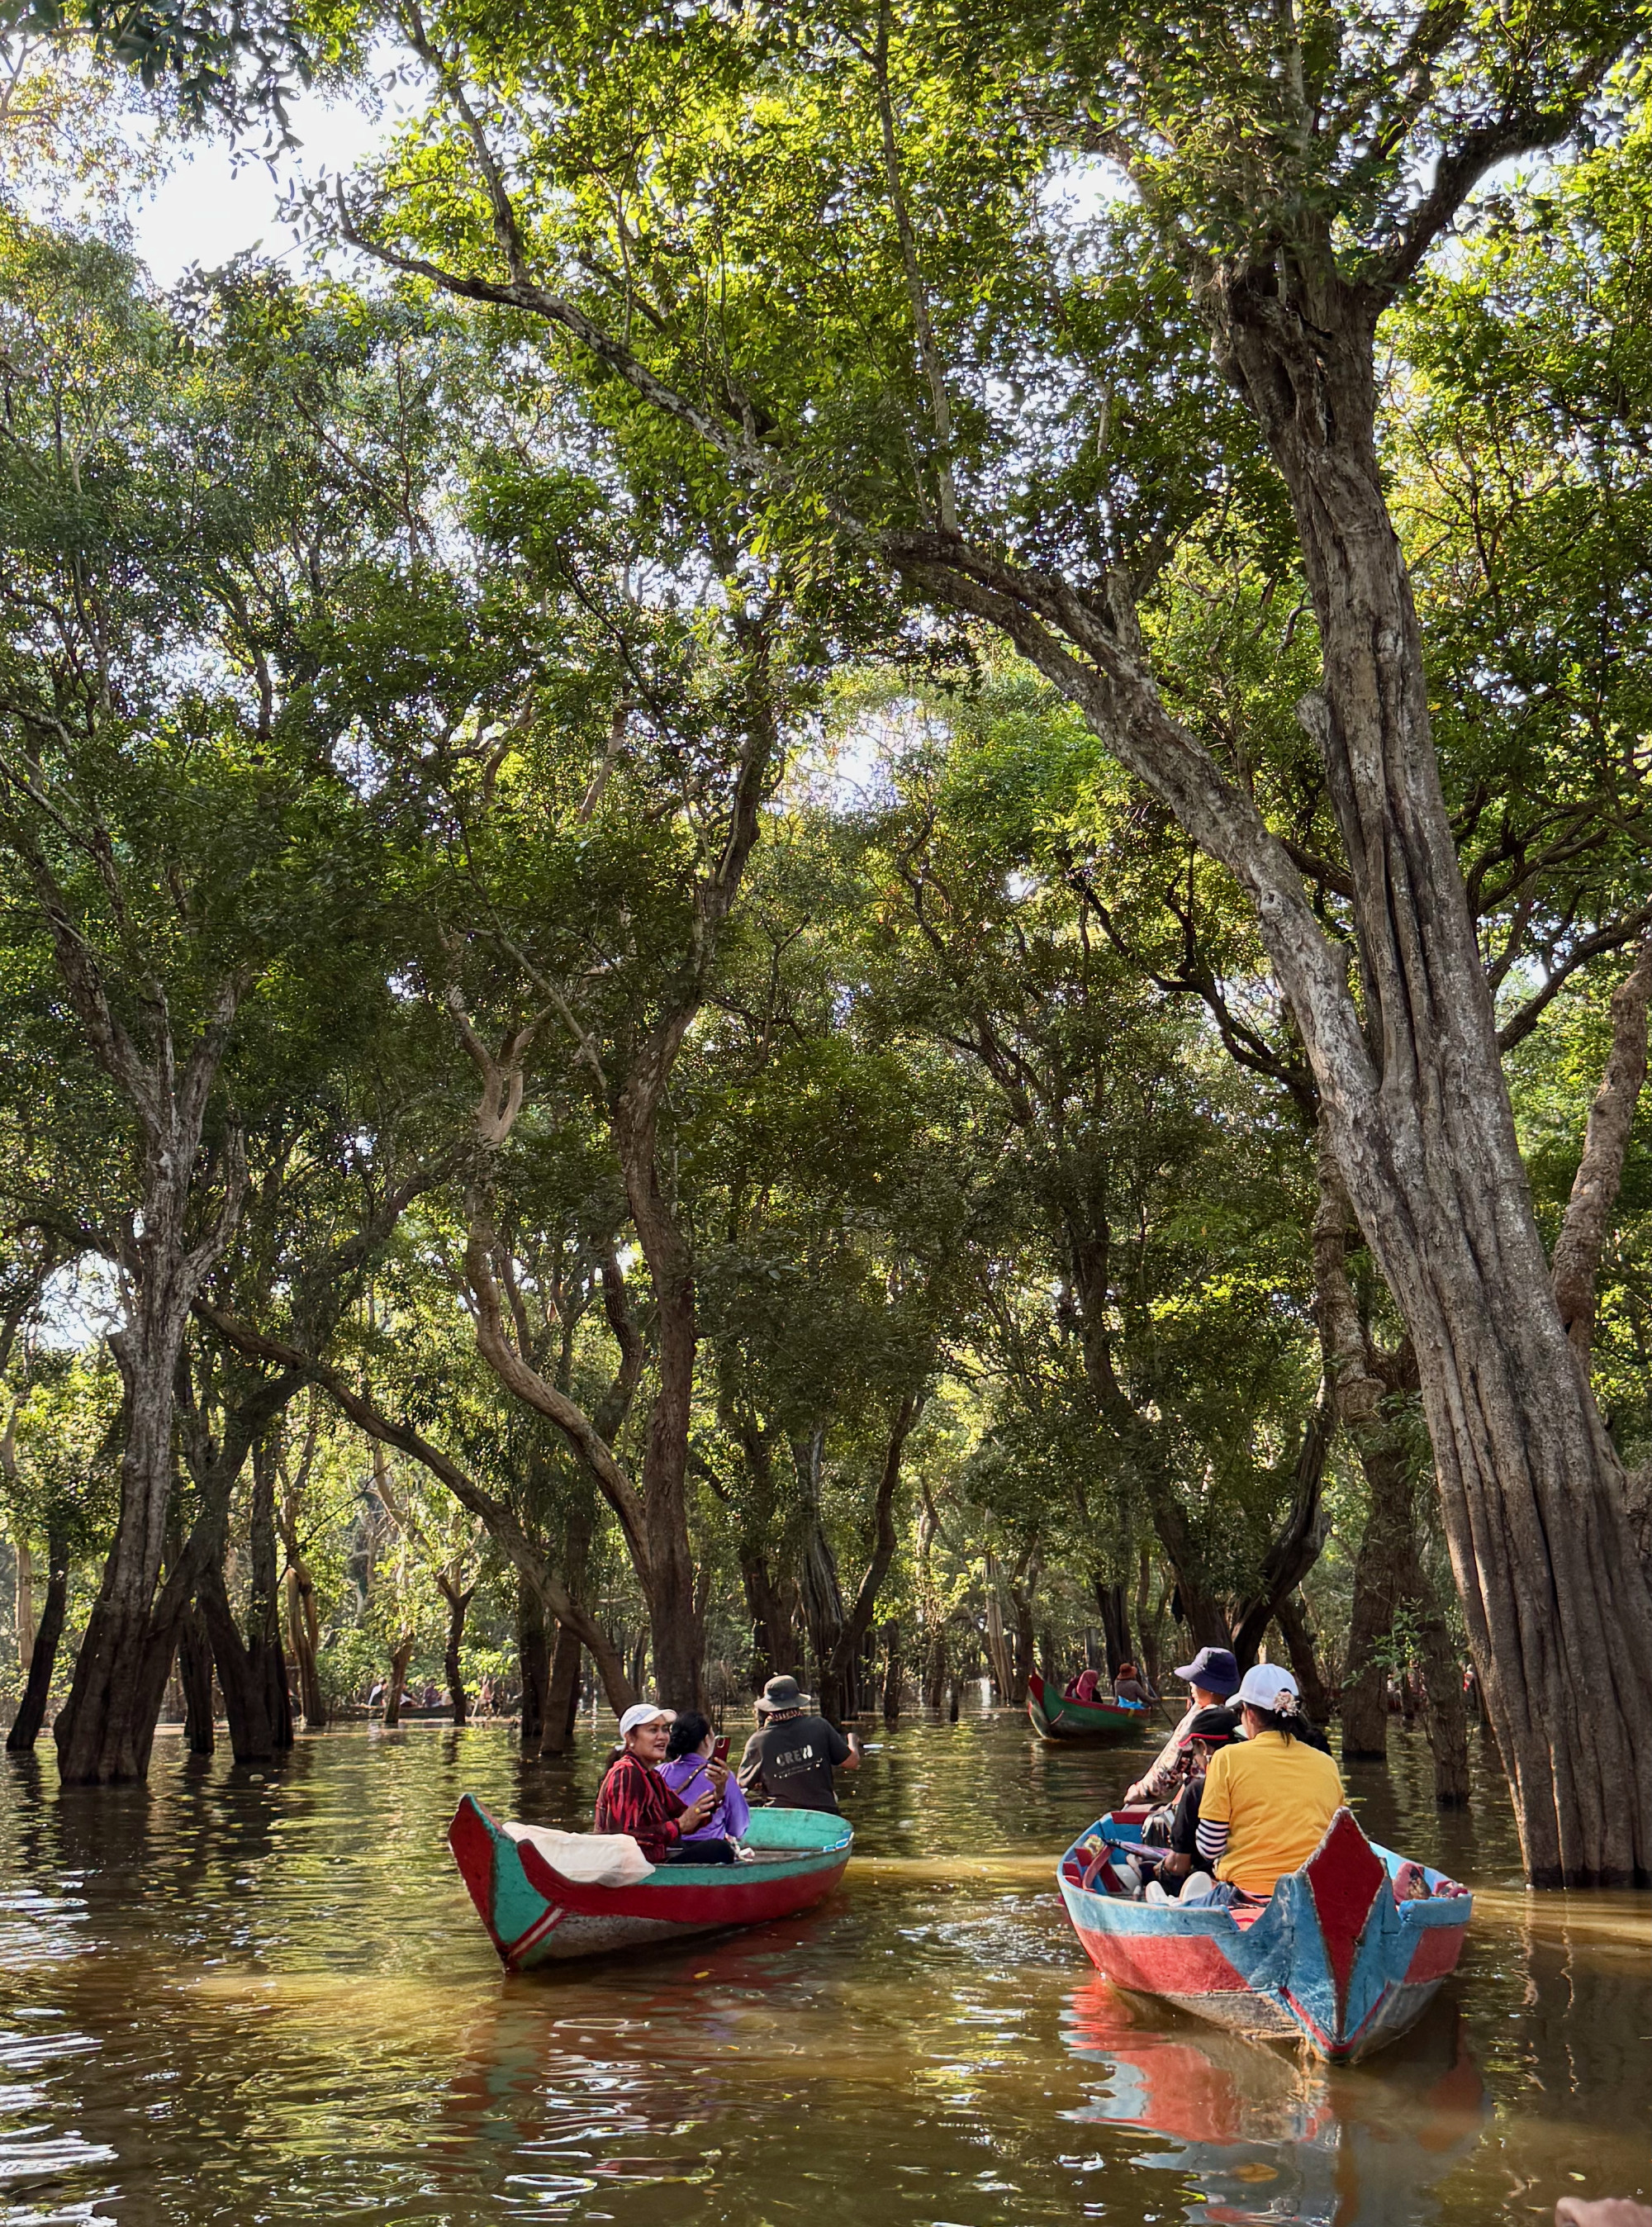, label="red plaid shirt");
[594,1751,688,1863]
